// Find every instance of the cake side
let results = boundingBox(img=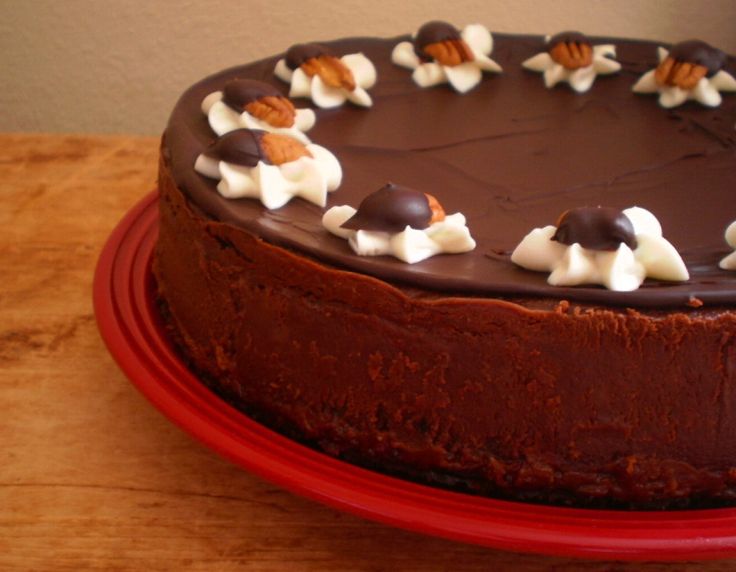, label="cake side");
[155,31,736,507]
[155,151,736,507]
